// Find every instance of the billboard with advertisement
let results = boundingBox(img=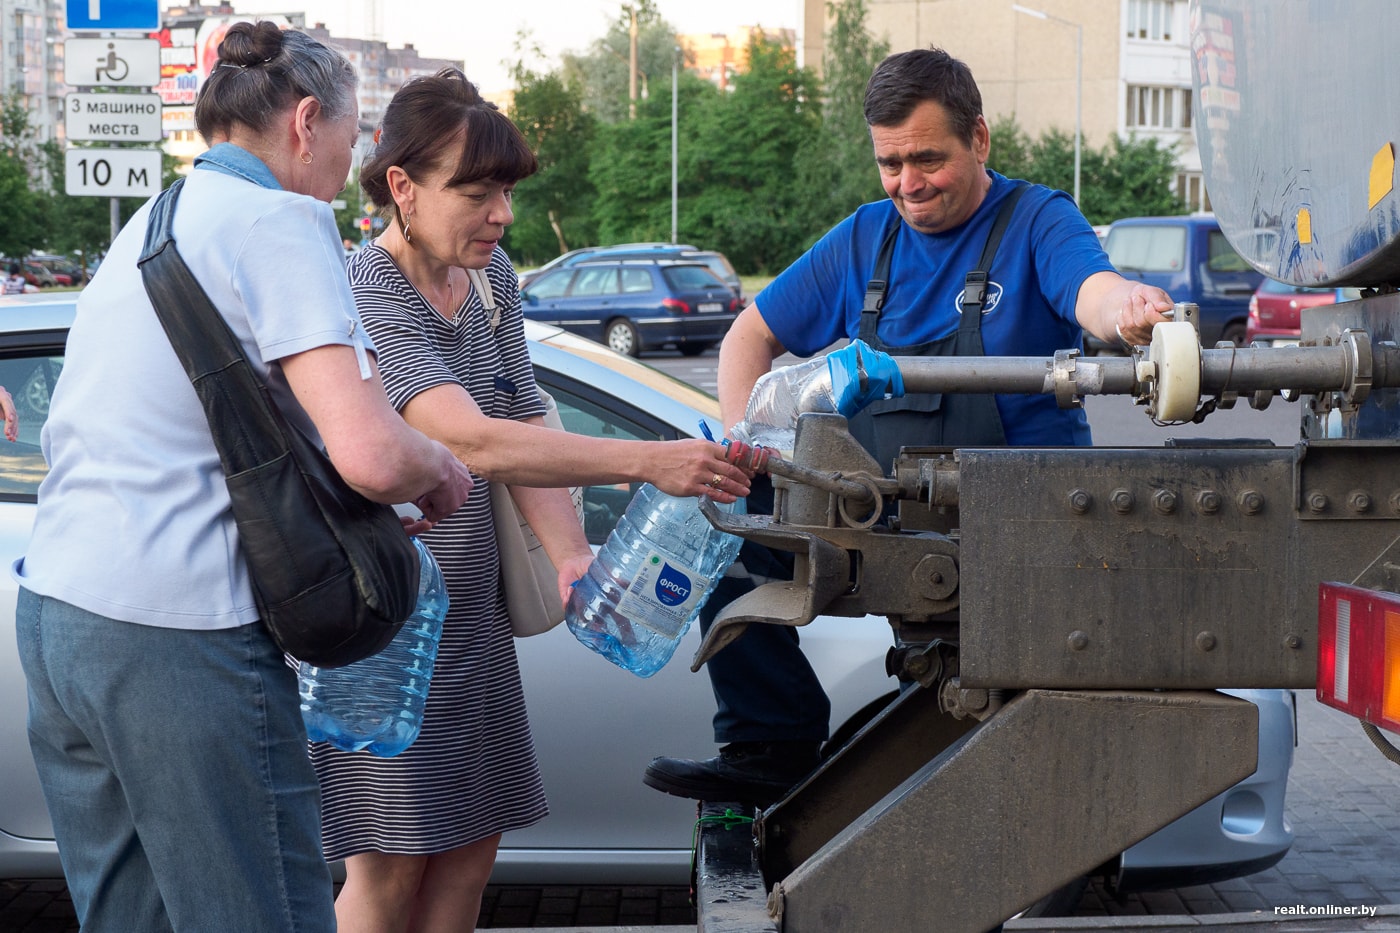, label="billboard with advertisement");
[152,16,290,107]
[153,25,197,105]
